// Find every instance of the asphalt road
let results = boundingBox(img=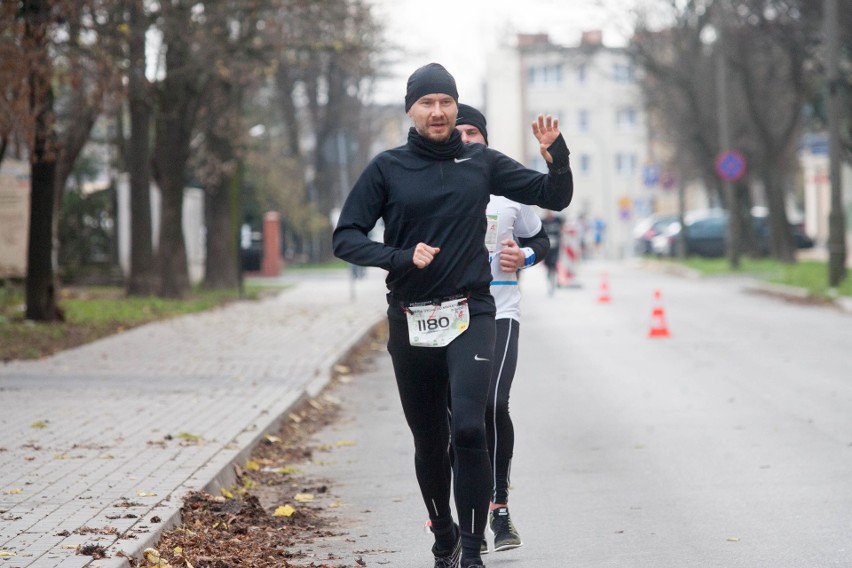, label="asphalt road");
[297,259,852,568]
